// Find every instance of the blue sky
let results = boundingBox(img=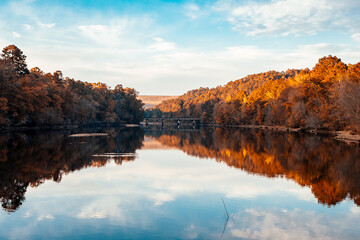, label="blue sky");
[0,0,360,94]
